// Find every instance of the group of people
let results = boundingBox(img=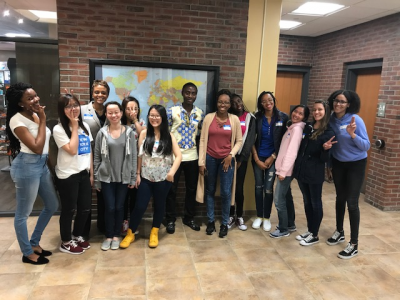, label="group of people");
[5,79,369,265]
